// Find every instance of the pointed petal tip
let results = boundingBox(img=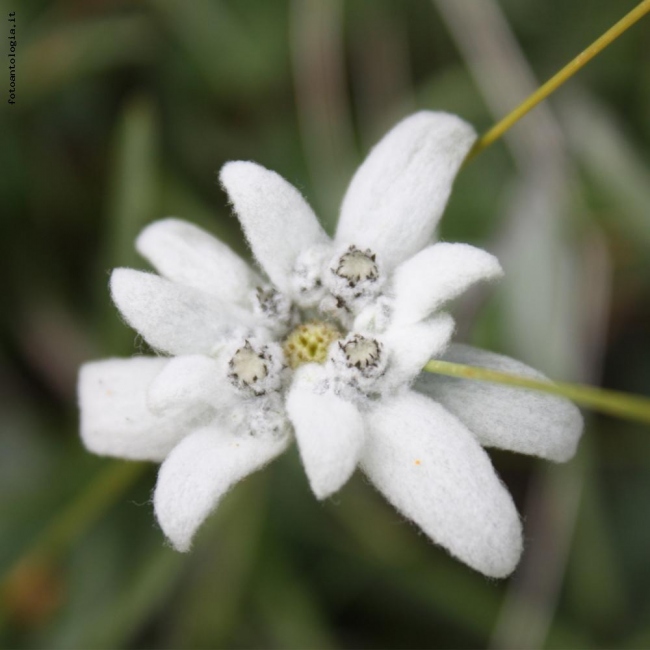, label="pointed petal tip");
[550,401,584,463]
[136,215,183,235]
[306,446,358,500]
[108,267,142,320]
[109,266,140,299]
[405,109,477,139]
[109,266,128,283]
[162,530,192,554]
[311,480,342,502]
[170,534,194,553]
[135,217,183,254]
[108,267,158,334]
[306,464,356,502]
[478,516,523,579]
[219,160,263,189]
